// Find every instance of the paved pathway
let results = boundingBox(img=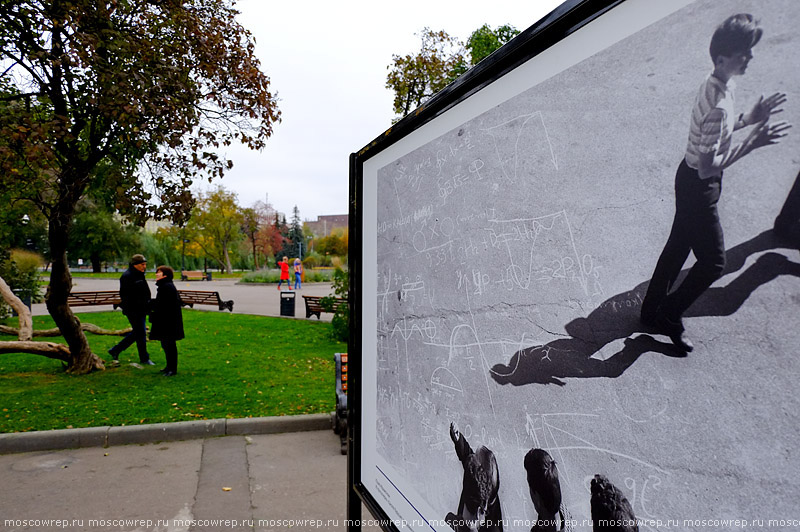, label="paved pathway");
[0,427,382,532]
[31,278,337,321]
